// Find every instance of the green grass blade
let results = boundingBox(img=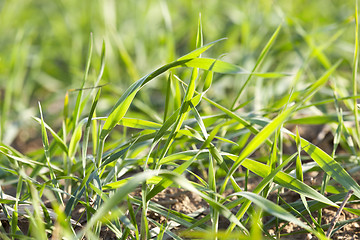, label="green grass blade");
[288,132,360,199]
[95,40,106,87]
[286,115,340,125]
[295,128,303,182]
[353,1,360,147]
[117,117,162,130]
[71,33,93,130]
[224,154,337,207]
[231,24,282,110]
[202,69,213,93]
[250,207,263,240]
[33,117,69,154]
[164,73,172,122]
[82,88,101,176]
[63,91,69,126]
[38,102,63,204]
[182,58,247,74]
[220,105,296,194]
[100,146,130,169]
[208,153,219,236]
[101,90,137,140]
[230,192,328,239]
[196,13,203,50]
[28,184,47,240]
[68,118,86,159]
[178,38,225,61]
[296,128,324,234]
[190,103,208,139]
[202,96,265,141]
